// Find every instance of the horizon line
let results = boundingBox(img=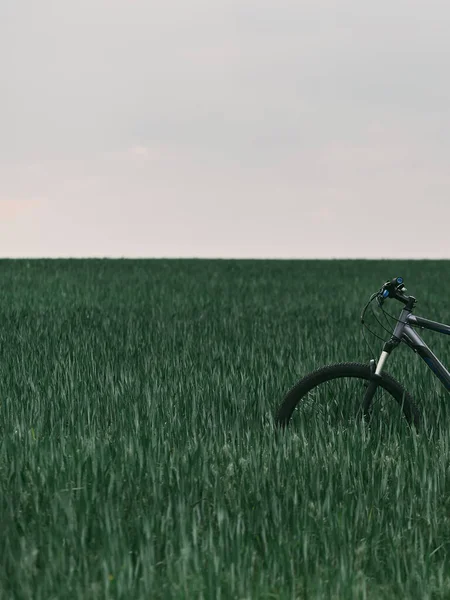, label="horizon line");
[0,256,448,261]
